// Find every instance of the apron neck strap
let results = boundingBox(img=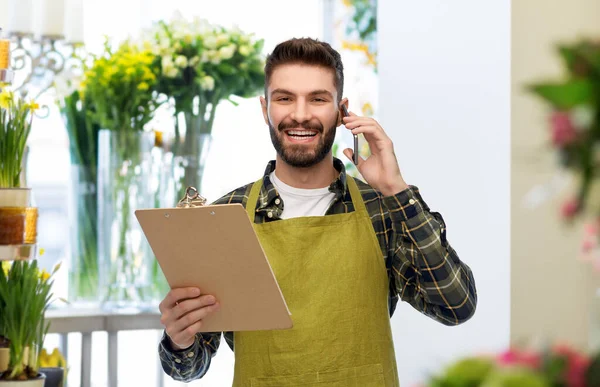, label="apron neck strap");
[245,175,368,220]
[346,176,368,215]
[246,178,263,220]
